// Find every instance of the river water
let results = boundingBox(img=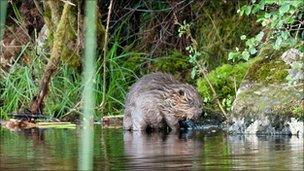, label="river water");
[0,126,303,170]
